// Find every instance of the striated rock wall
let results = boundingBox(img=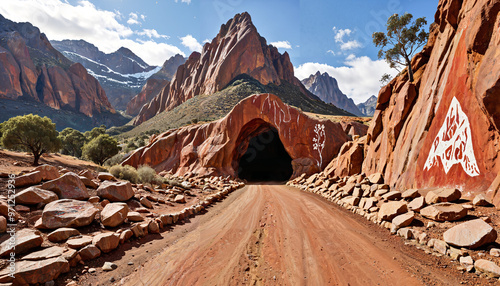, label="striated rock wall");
[133,12,309,125]
[124,94,365,179]
[0,14,115,117]
[361,0,500,201]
